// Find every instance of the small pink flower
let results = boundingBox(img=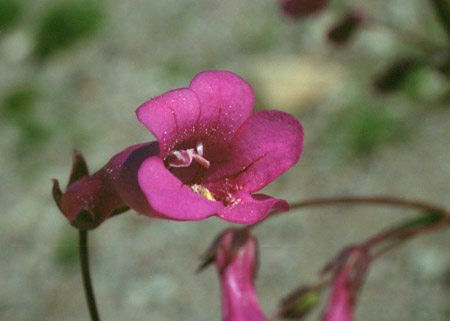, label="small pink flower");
[278,0,329,18]
[134,71,303,224]
[200,229,267,321]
